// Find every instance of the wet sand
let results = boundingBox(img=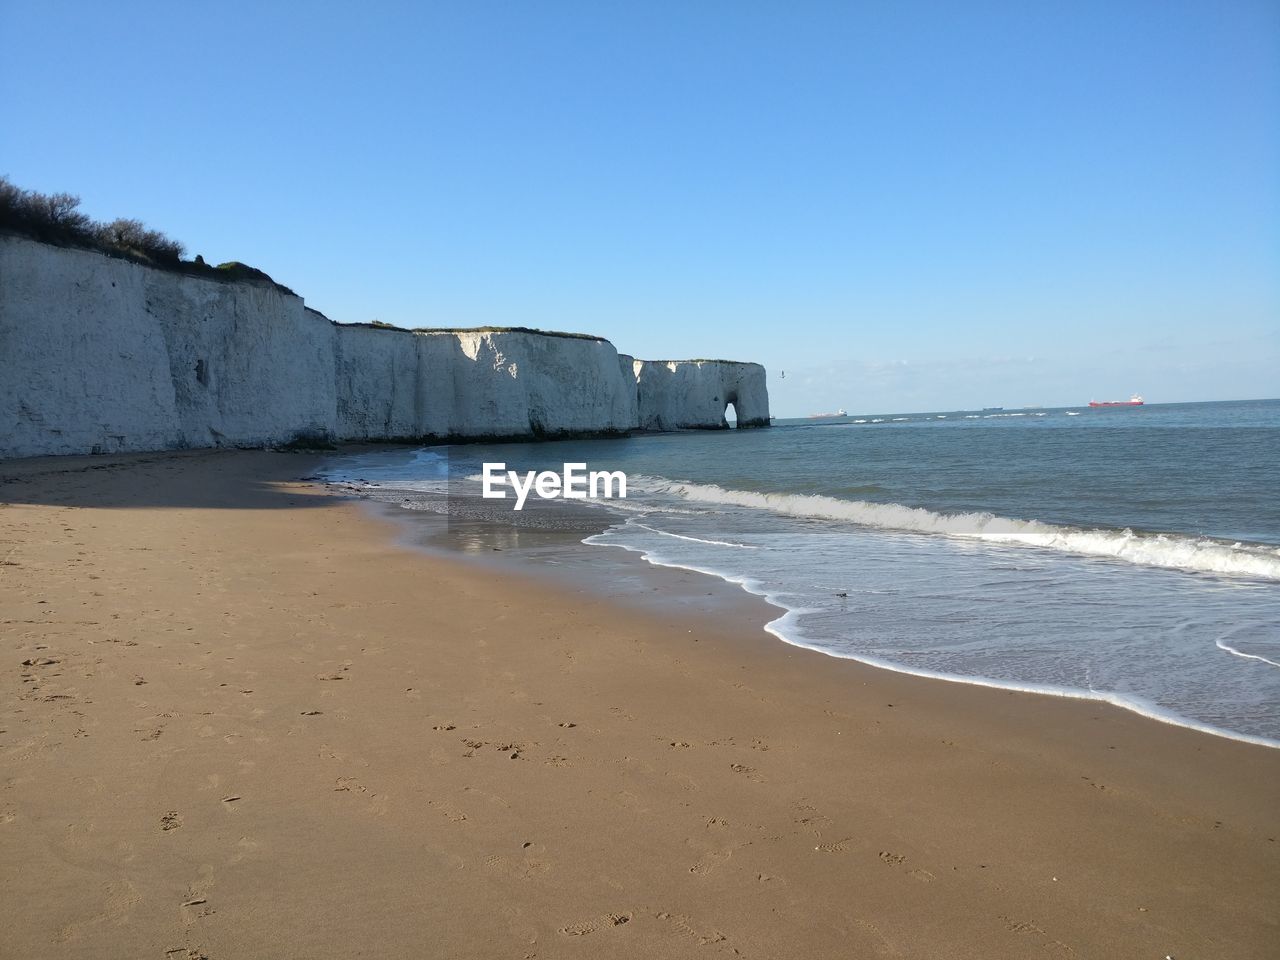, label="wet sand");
[2,449,1278,959]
